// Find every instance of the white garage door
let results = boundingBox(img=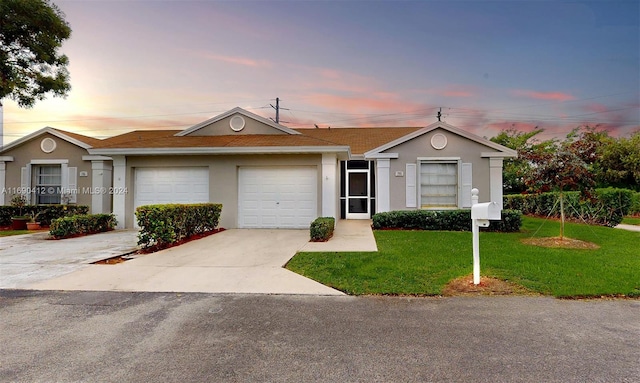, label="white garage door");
[238,167,317,229]
[134,167,209,210]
